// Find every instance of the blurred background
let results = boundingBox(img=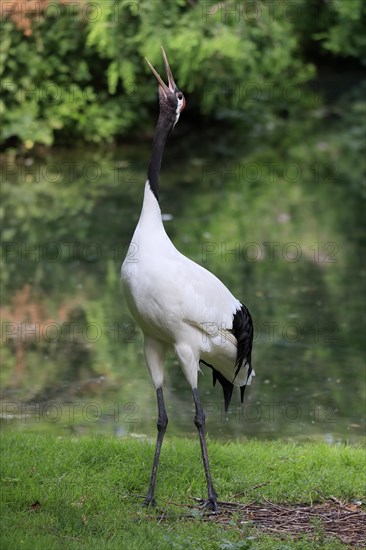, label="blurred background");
[1,0,365,443]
